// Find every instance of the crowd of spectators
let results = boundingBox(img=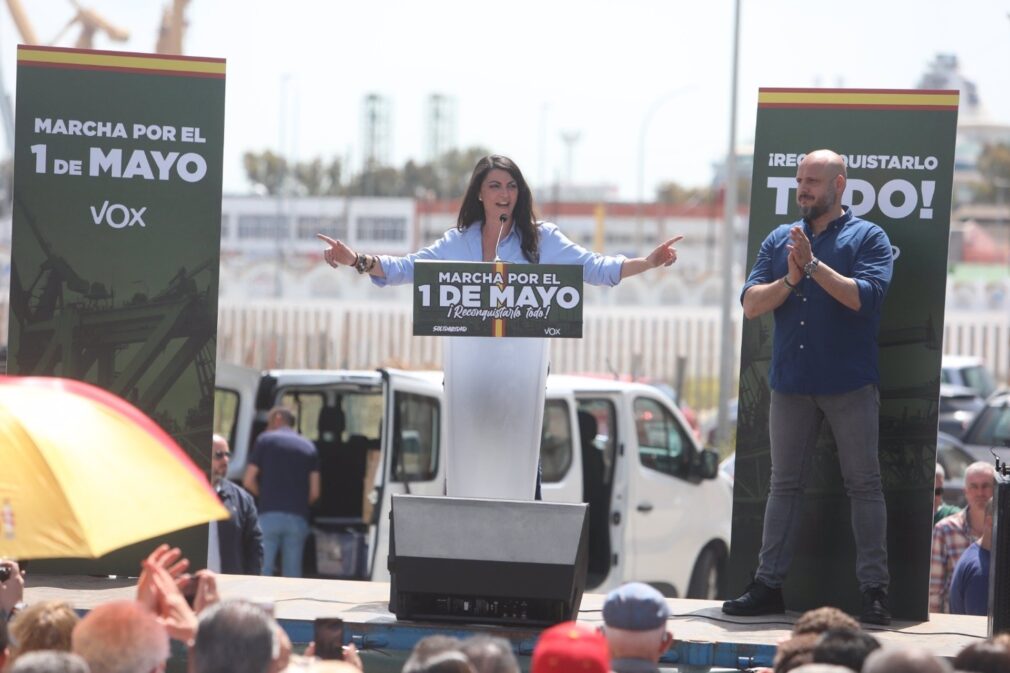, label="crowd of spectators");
[931,461,997,617]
